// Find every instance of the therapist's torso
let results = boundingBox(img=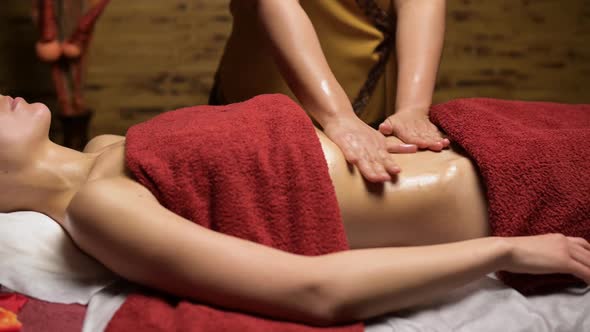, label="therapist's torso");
[214,0,396,126]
